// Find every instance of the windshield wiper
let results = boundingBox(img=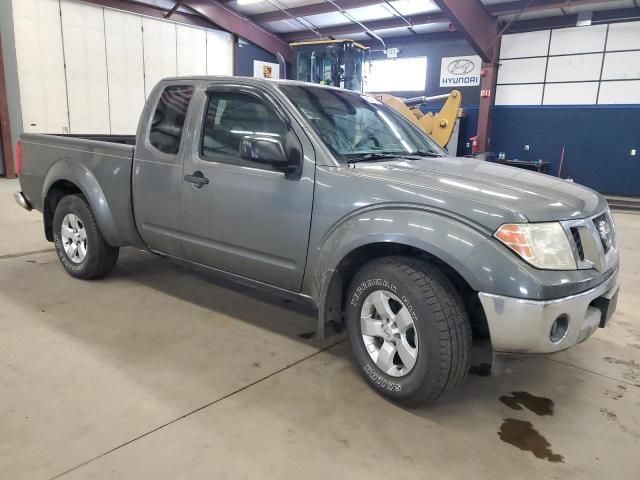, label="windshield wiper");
[348,153,405,163]
[348,150,446,164]
[410,150,446,158]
